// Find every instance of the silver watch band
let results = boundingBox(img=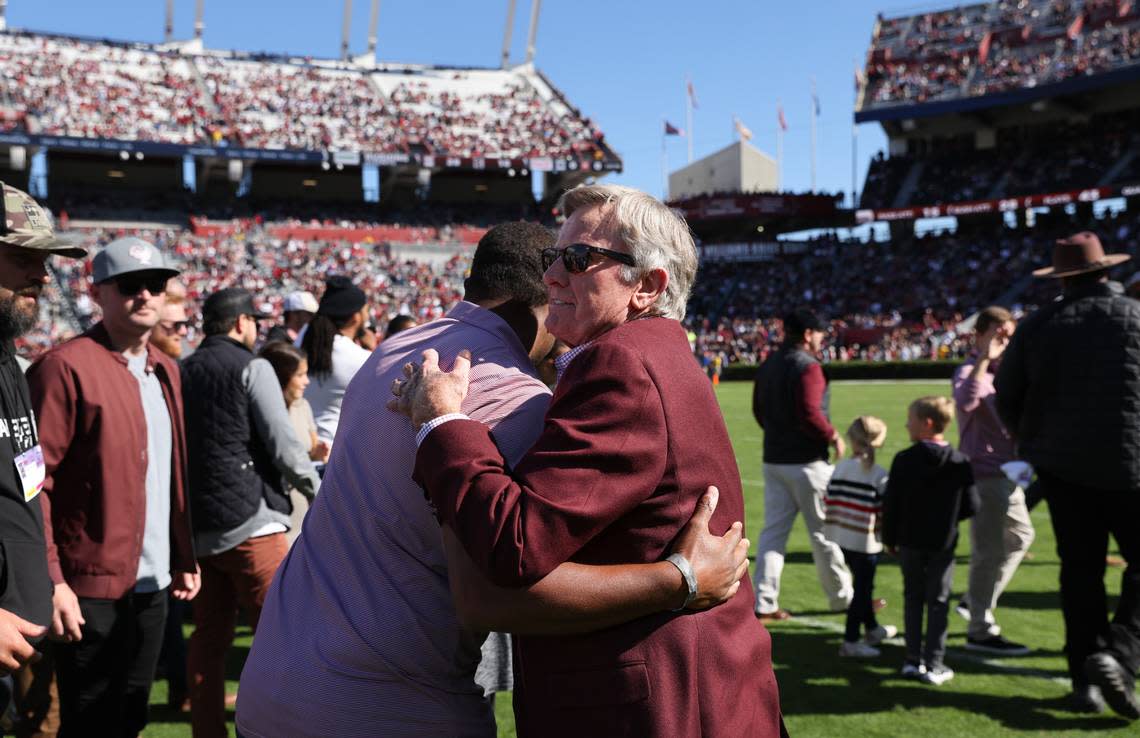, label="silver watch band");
[666,553,698,611]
